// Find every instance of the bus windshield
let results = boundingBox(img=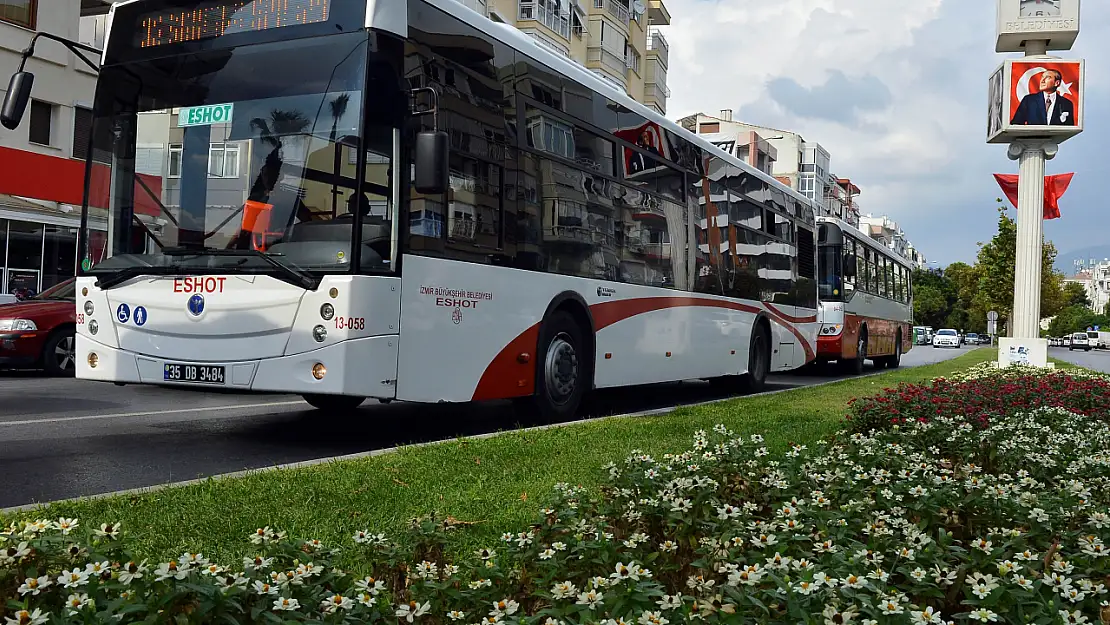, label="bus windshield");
[81,32,397,287]
[817,244,843,301]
